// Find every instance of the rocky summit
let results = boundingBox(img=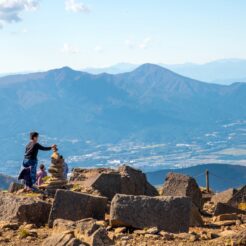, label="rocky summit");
[0,165,245,246]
